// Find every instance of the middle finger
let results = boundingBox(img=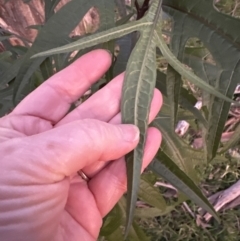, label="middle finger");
[57,73,125,126]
